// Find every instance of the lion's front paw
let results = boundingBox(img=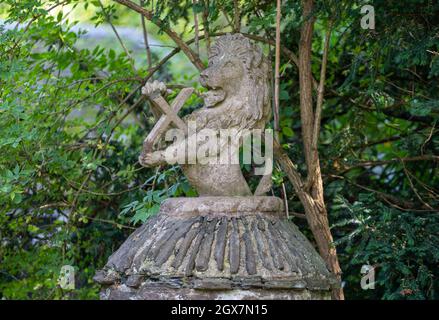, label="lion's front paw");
[139,150,166,167]
[141,80,167,98]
